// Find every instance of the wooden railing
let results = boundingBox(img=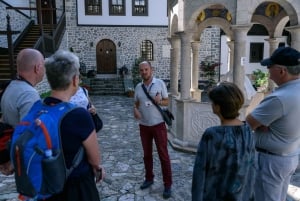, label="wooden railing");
[1,2,66,56]
[44,13,66,55]
[0,0,66,78]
